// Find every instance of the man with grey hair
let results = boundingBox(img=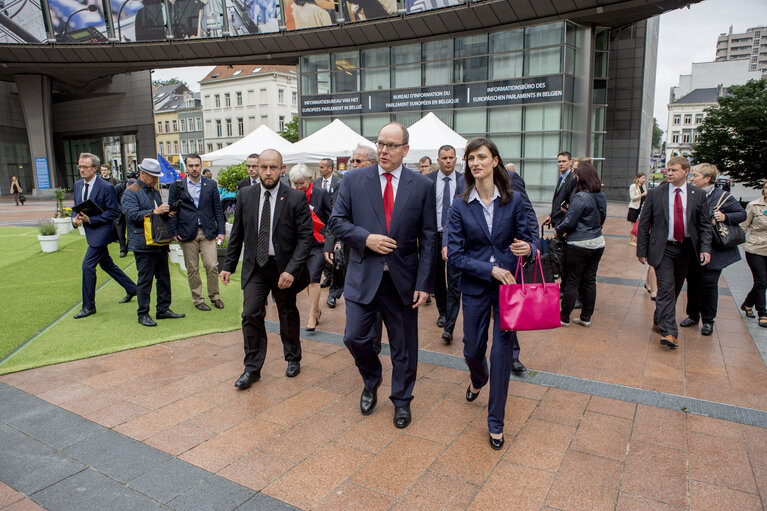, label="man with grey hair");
[72,152,137,319]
